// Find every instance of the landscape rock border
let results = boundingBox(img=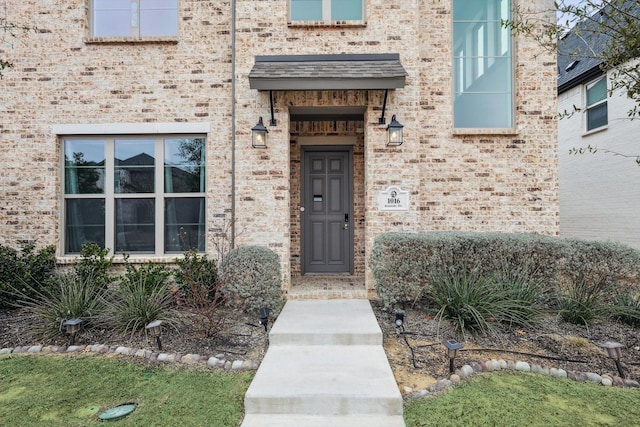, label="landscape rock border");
[406,356,640,400]
[3,343,639,401]
[0,344,259,371]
